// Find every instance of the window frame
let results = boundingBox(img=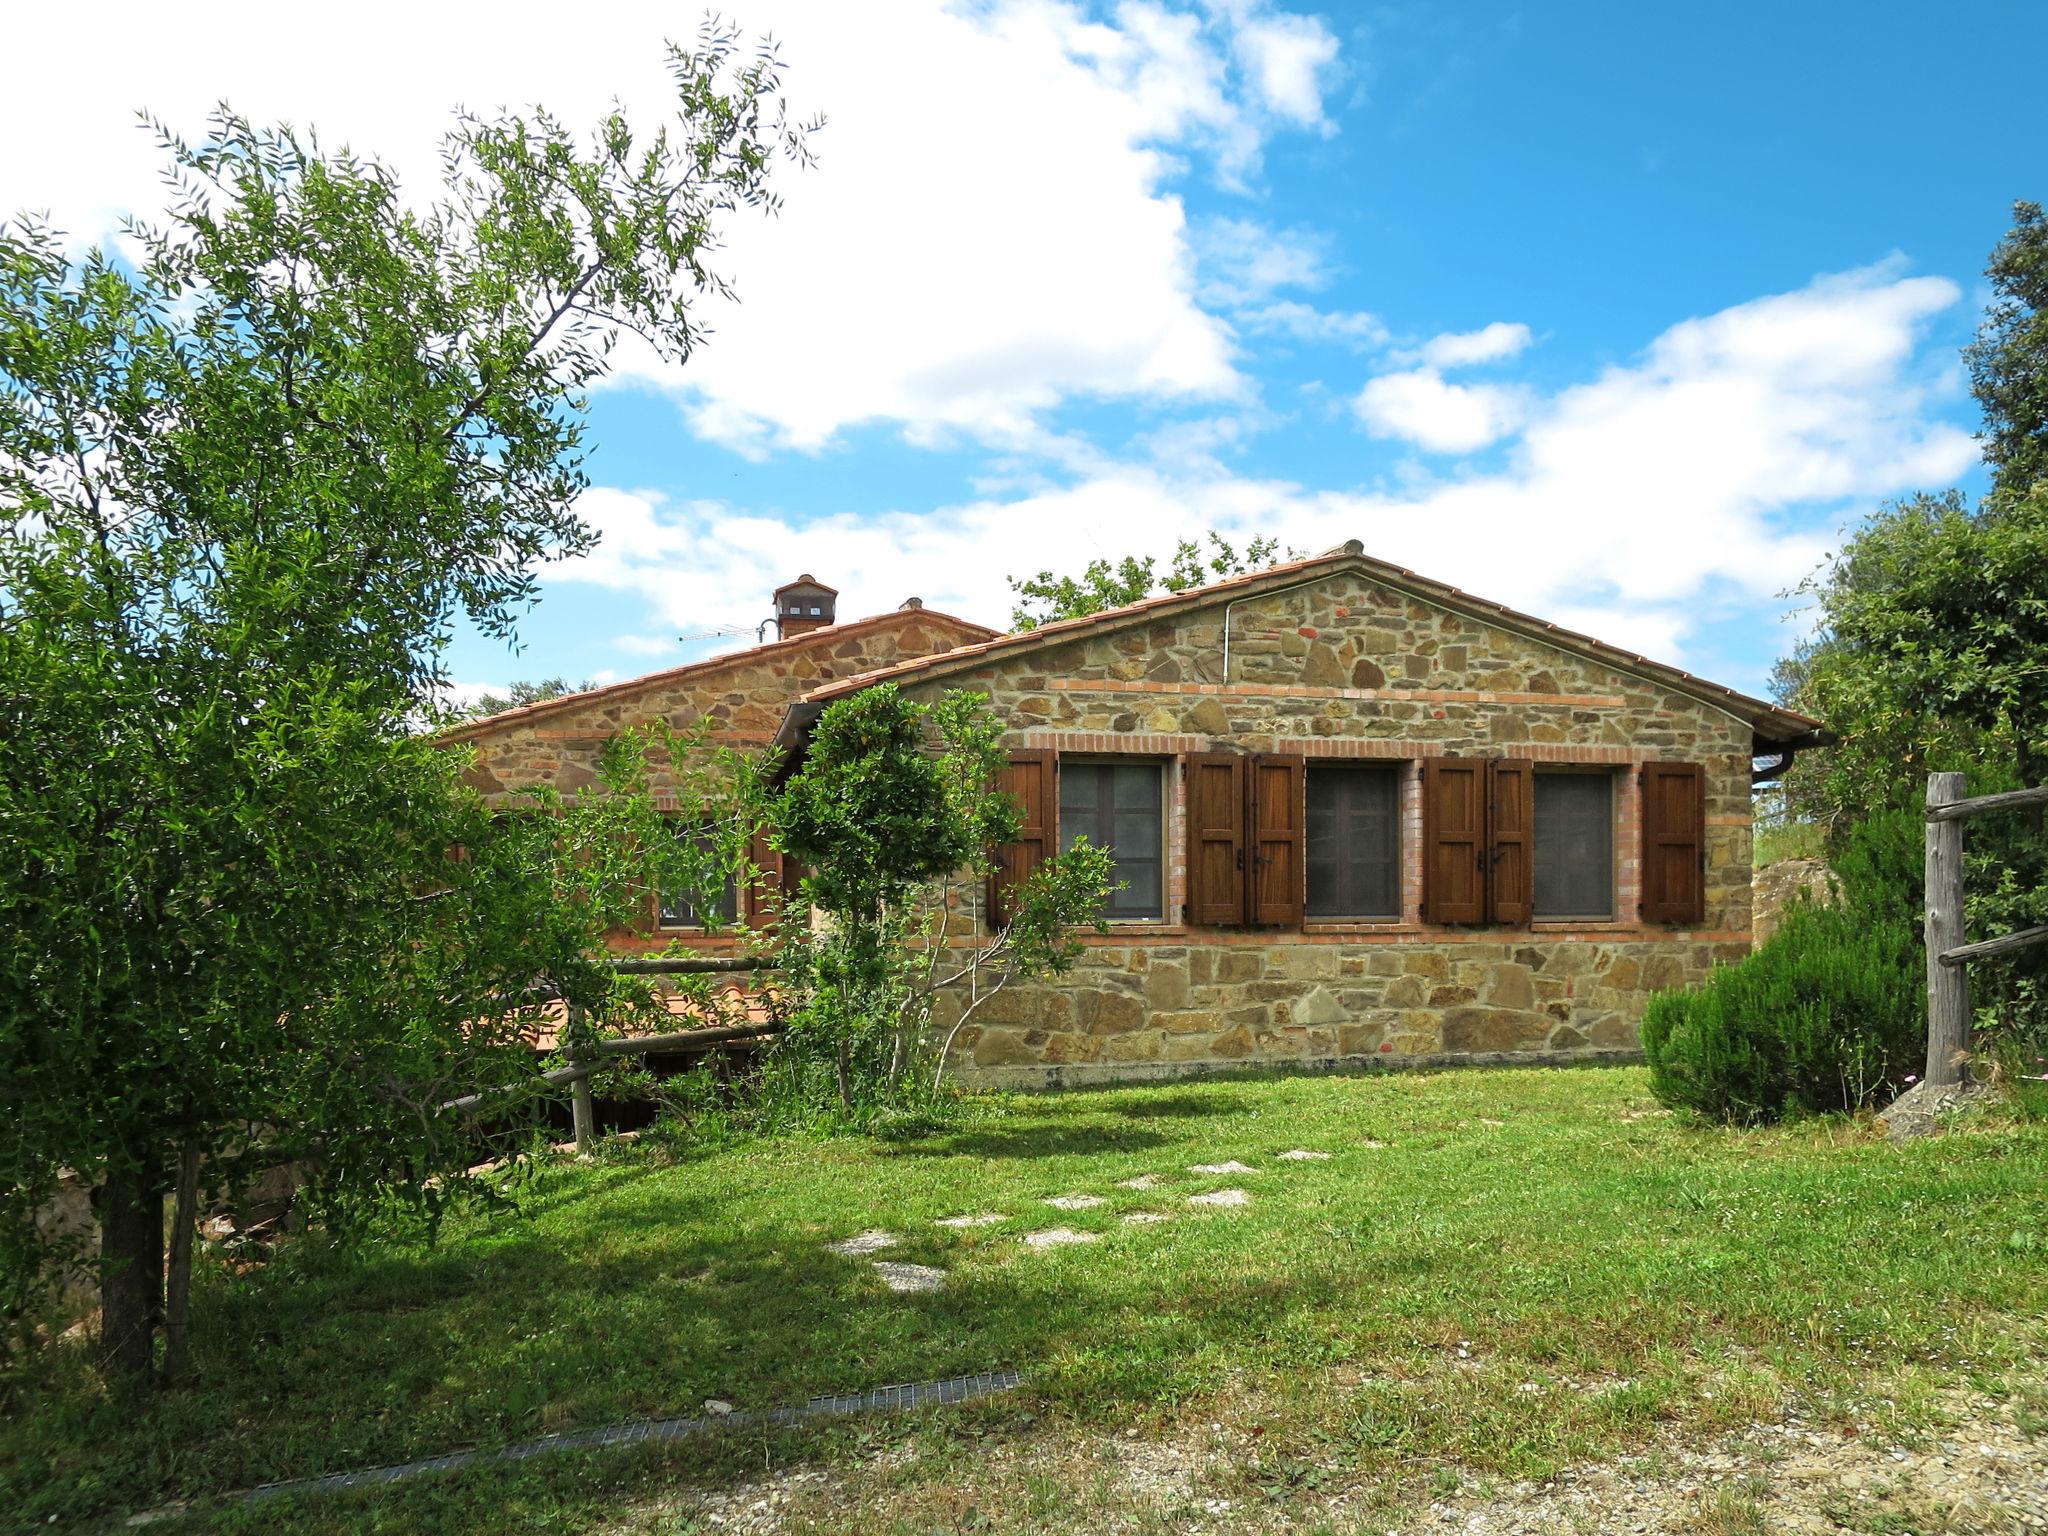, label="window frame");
[1303,760,1404,922]
[1056,755,1169,923]
[1531,766,1617,922]
[655,820,741,932]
